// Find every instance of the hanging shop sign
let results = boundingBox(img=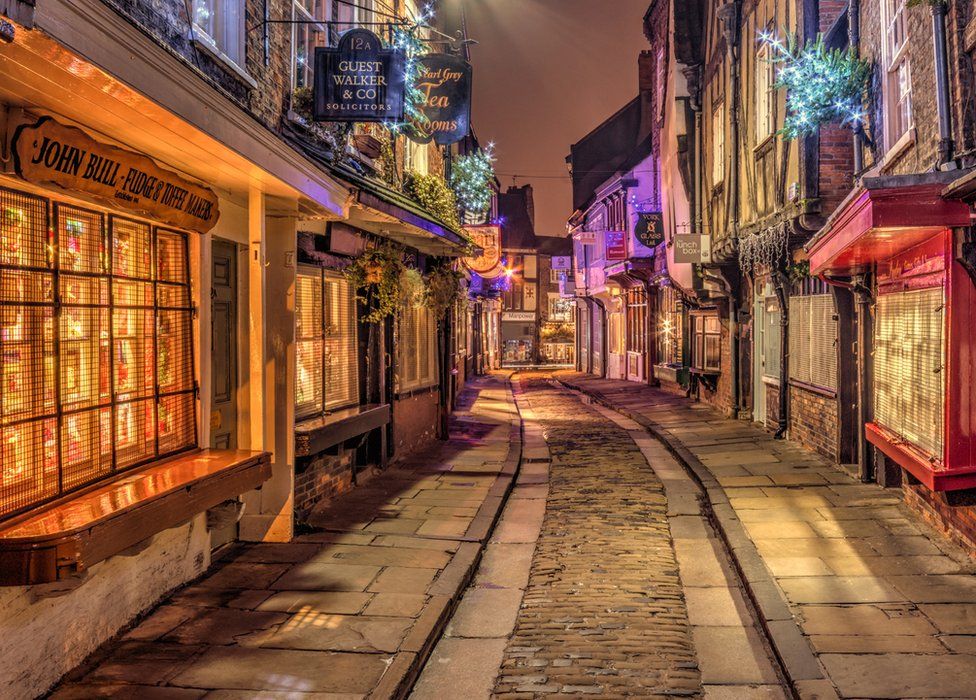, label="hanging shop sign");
[12,117,220,234]
[408,53,473,145]
[673,234,705,263]
[502,311,536,322]
[314,29,406,122]
[605,231,627,261]
[551,255,571,271]
[462,225,503,277]
[575,231,596,245]
[635,212,665,248]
